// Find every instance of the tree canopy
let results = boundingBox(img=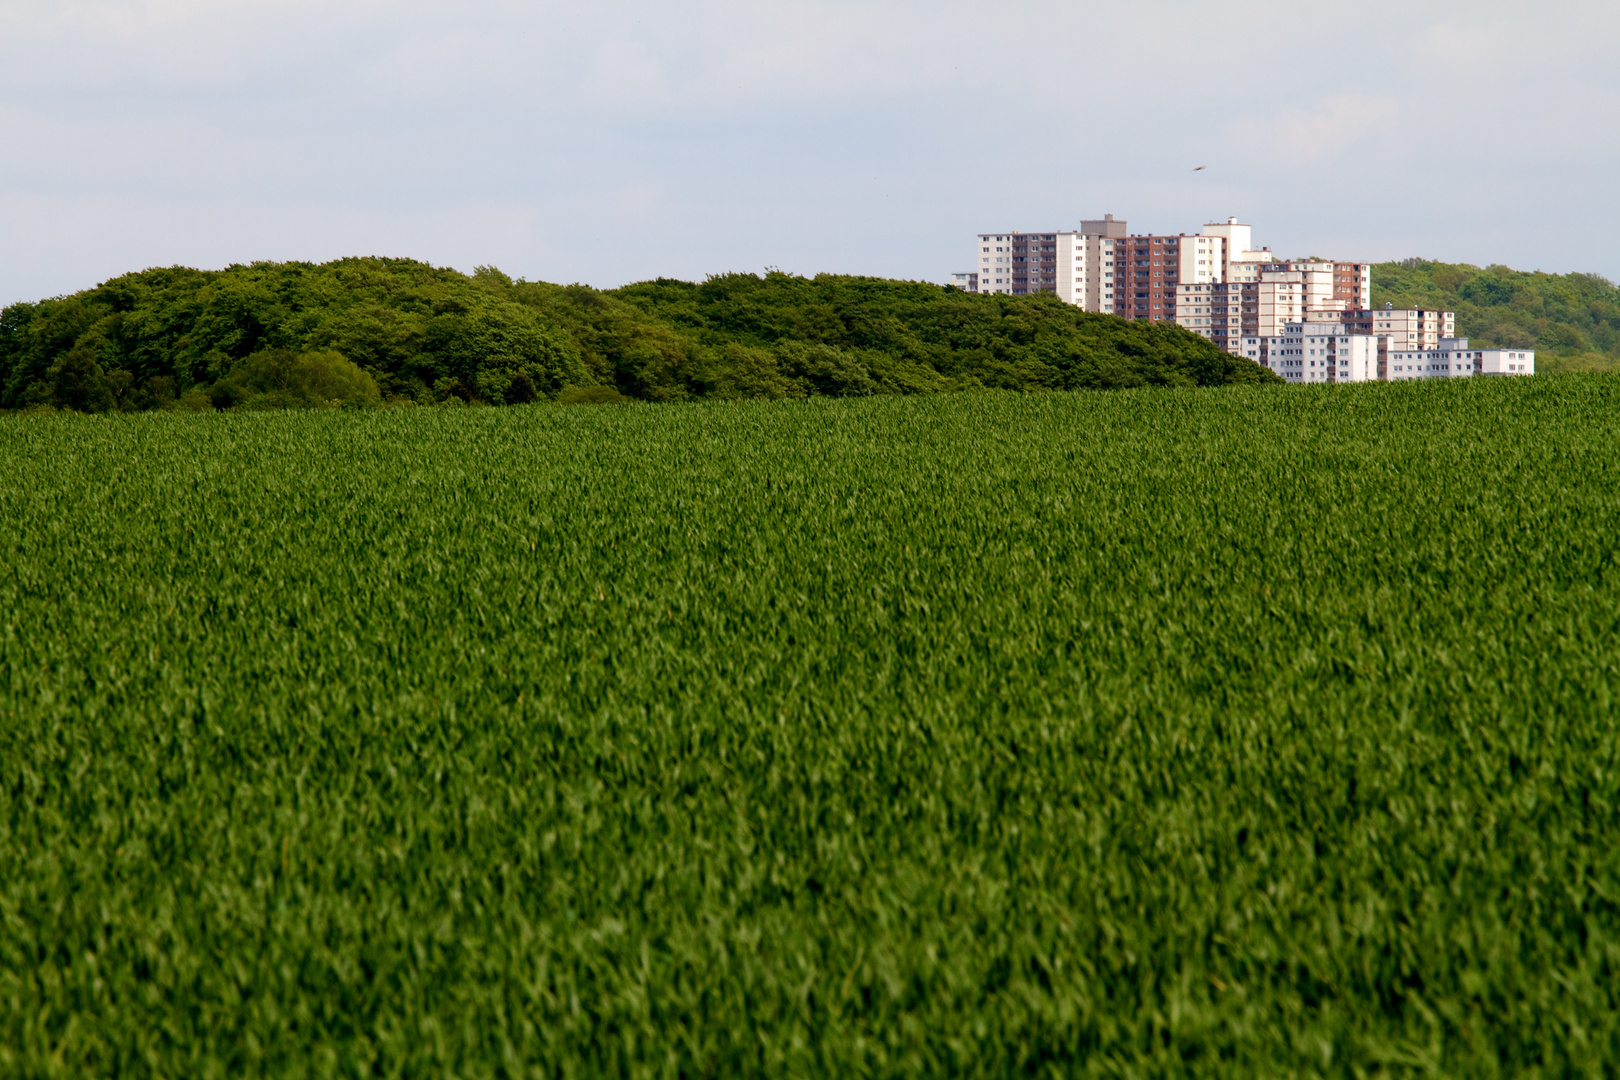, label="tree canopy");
[1,258,1277,412]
